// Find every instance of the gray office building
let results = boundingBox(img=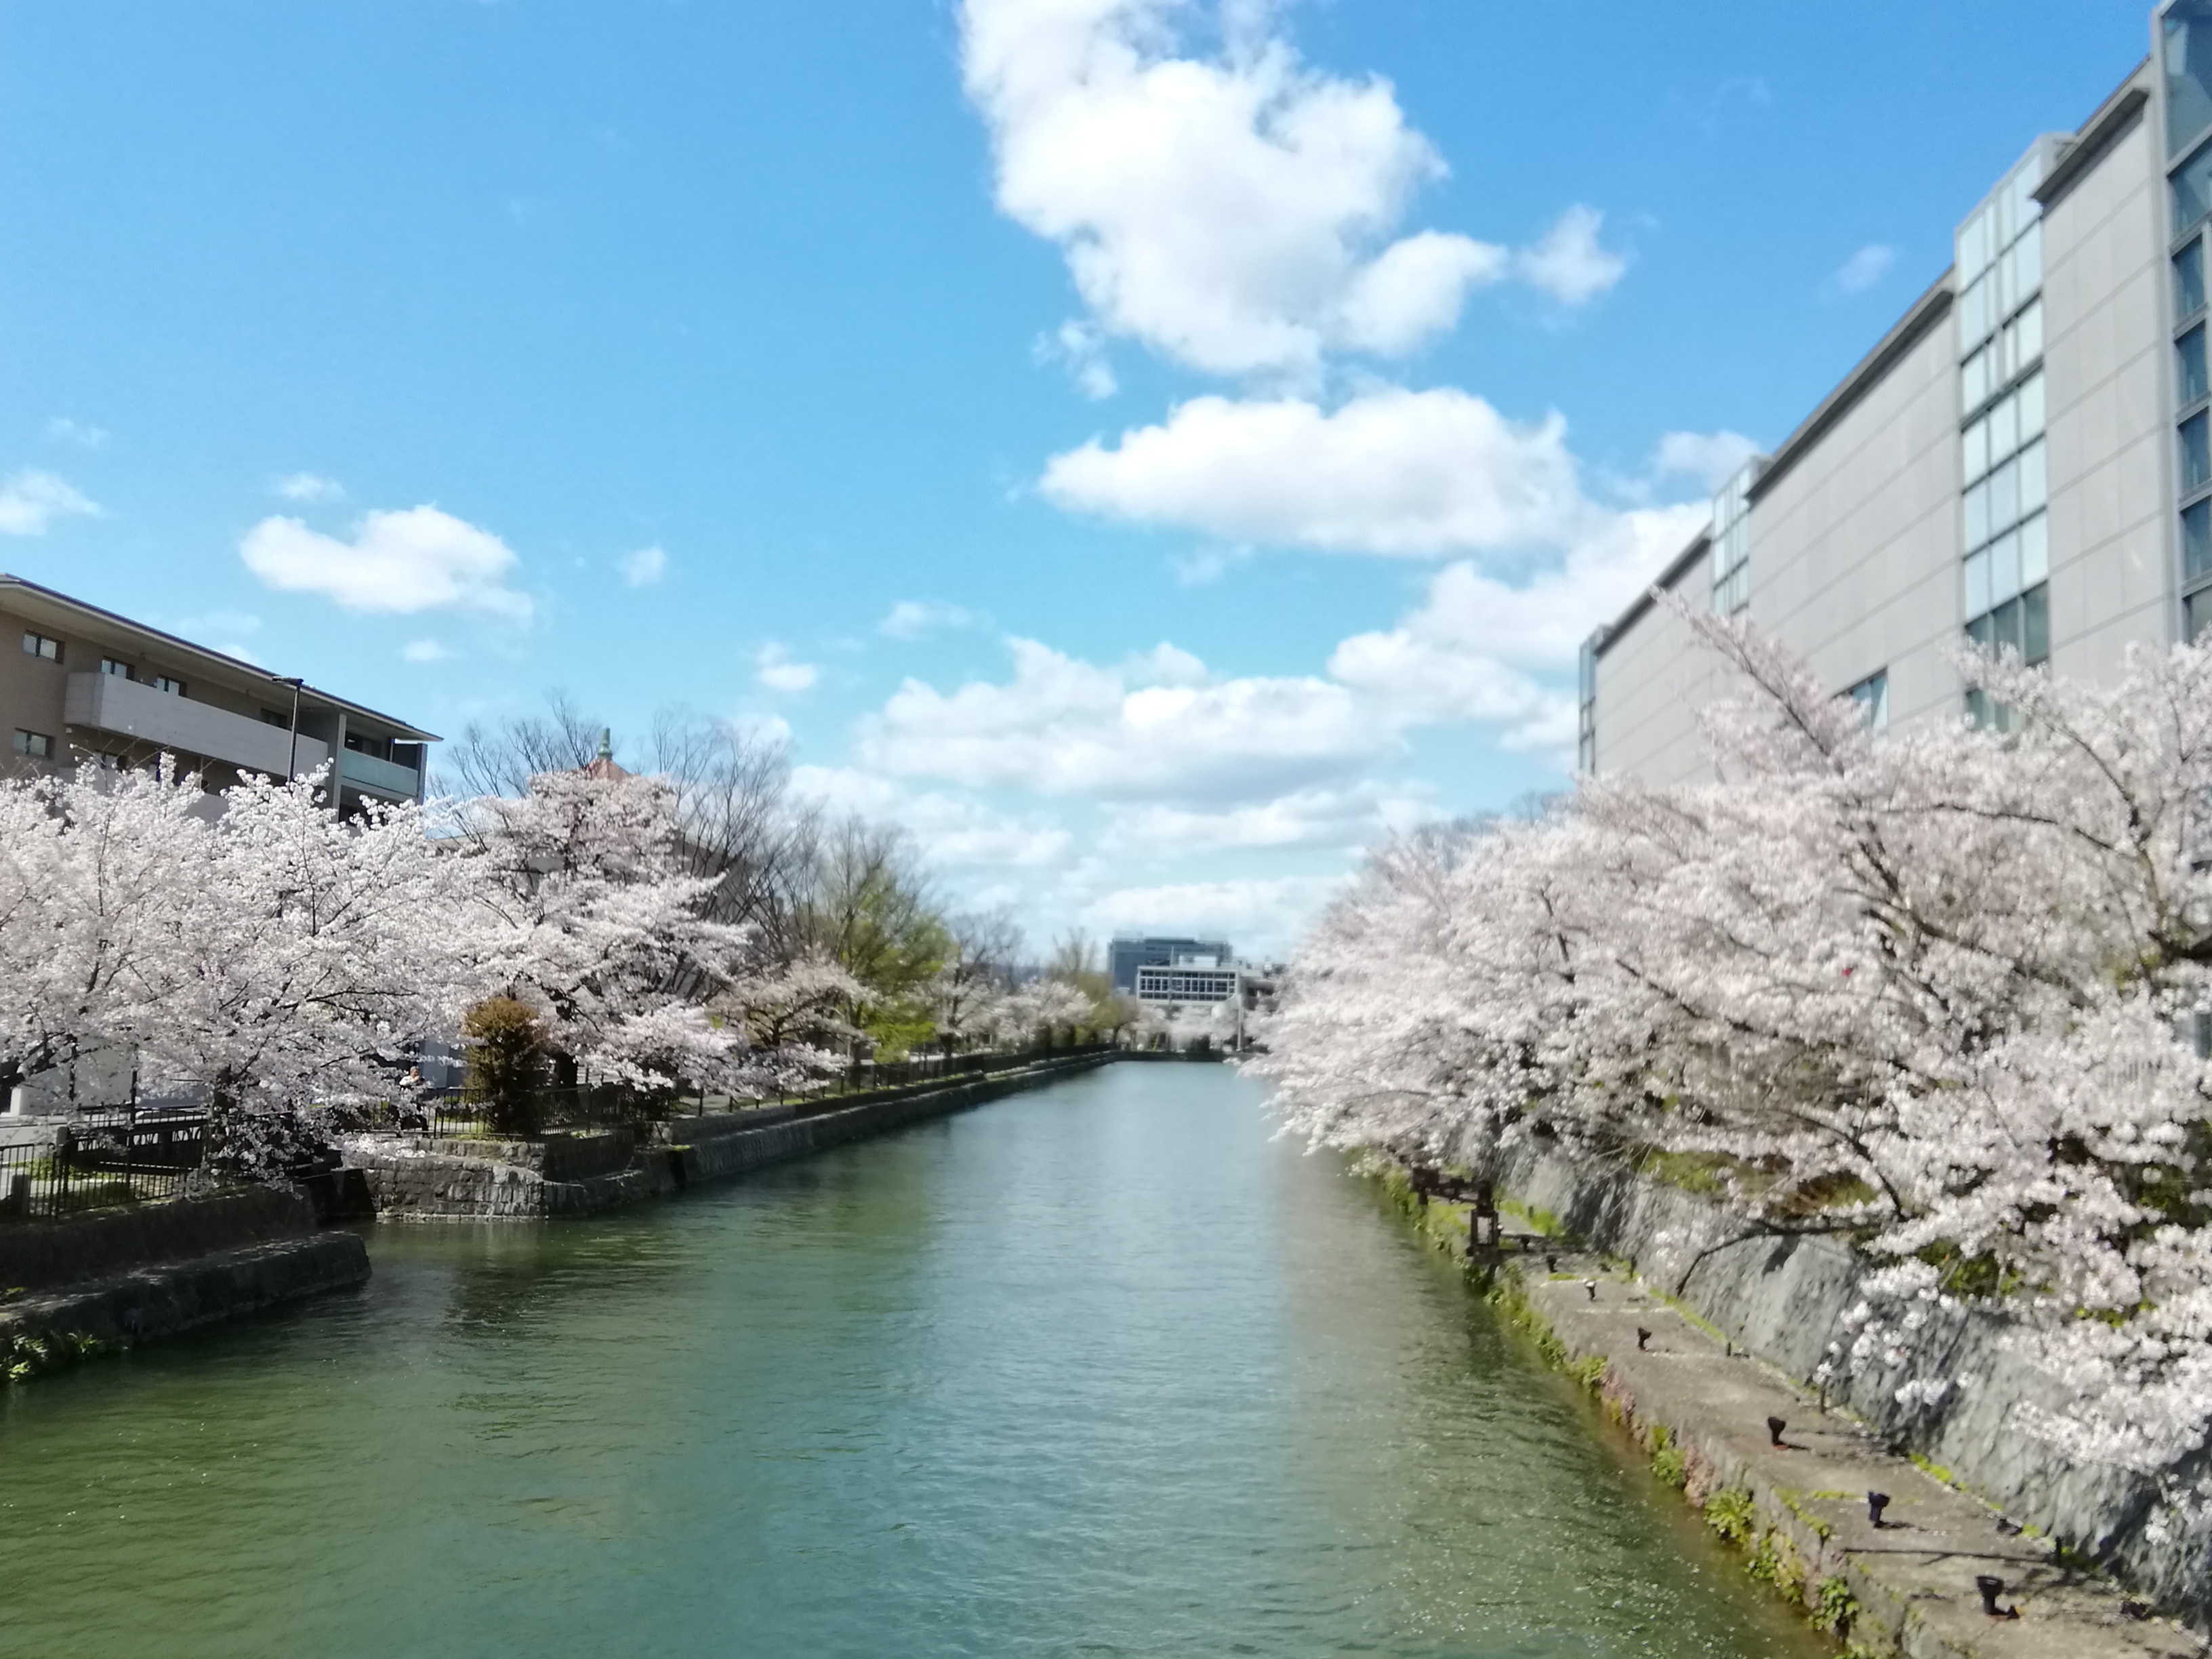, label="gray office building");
[1109,935,1233,994]
[1582,7,2212,785]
